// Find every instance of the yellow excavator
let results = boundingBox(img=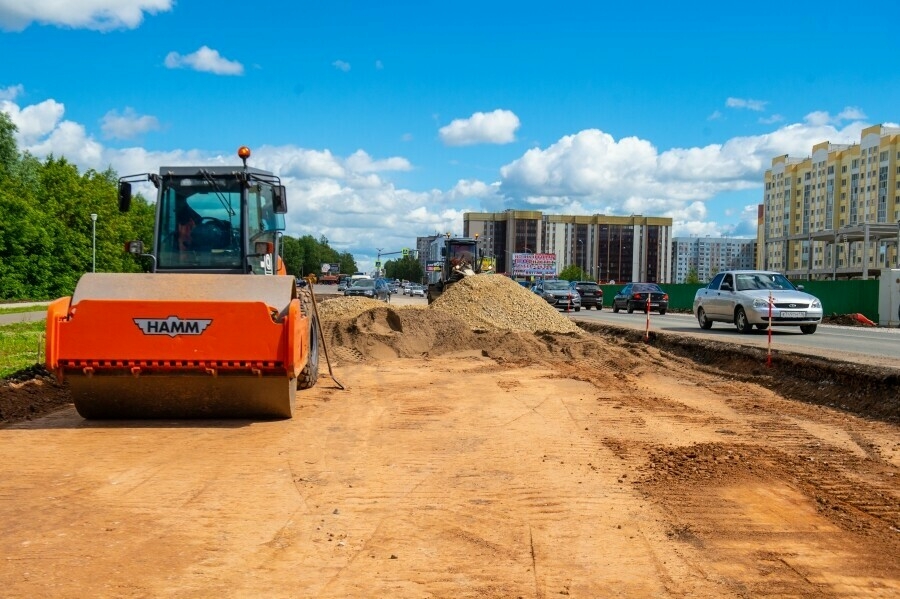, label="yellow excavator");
[45,147,319,419]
